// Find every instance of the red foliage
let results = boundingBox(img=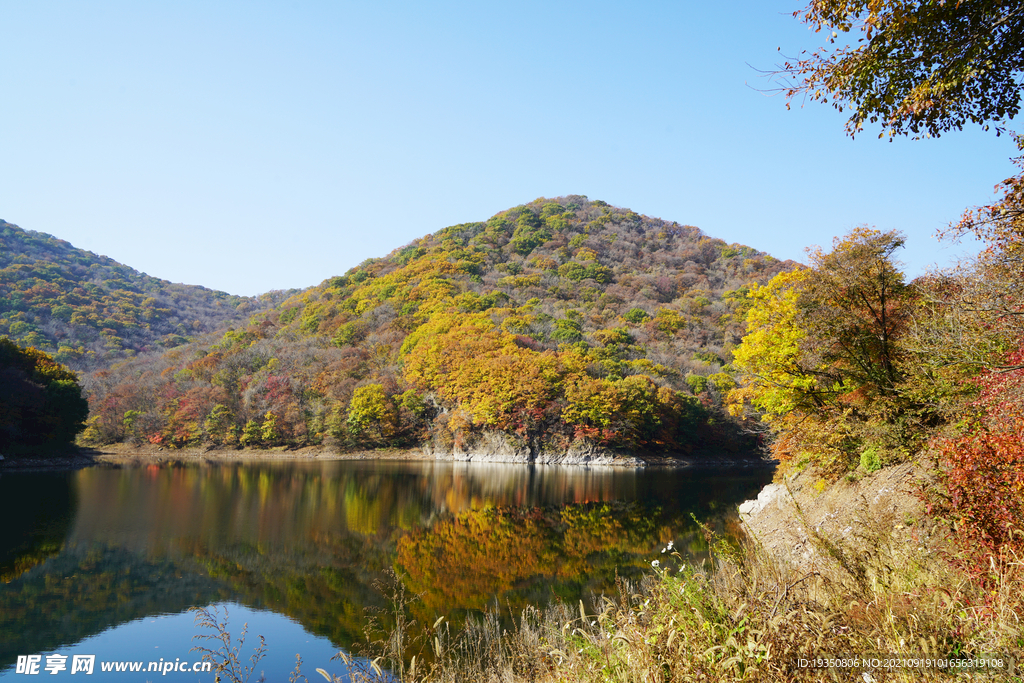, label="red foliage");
[262,375,293,404]
[570,424,619,445]
[512,335,544,352]
[931,343,1024,577]
[935,419,1024,554]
